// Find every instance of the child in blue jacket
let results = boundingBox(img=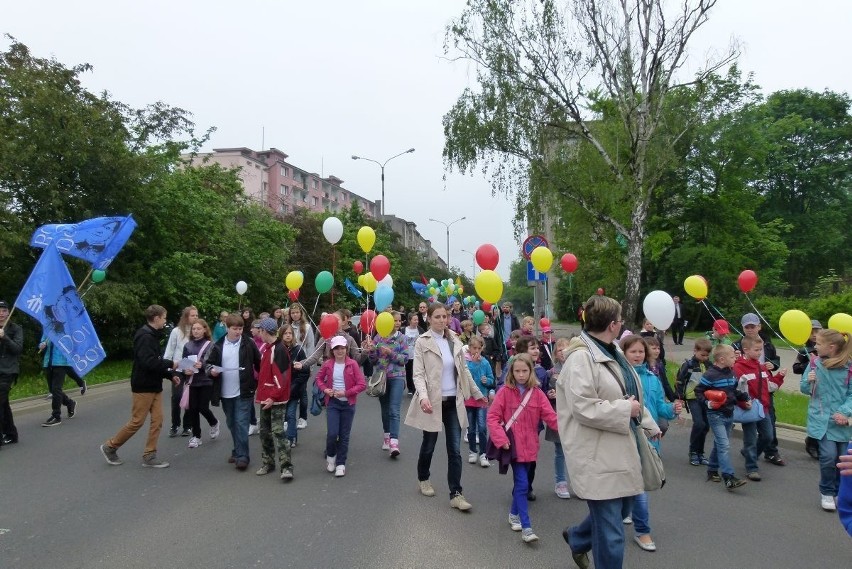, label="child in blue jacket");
[465,336,495,467]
